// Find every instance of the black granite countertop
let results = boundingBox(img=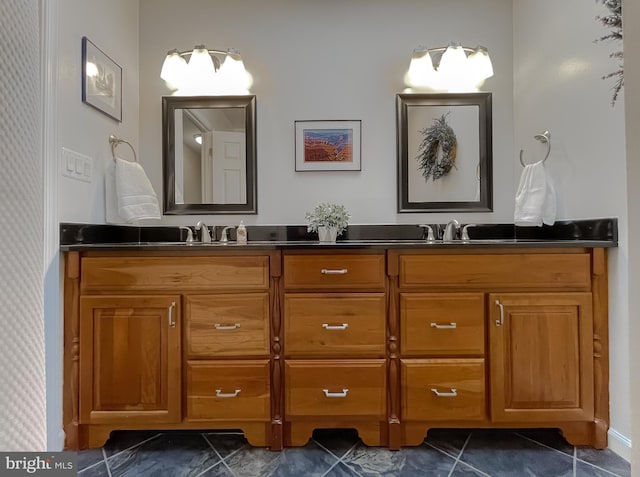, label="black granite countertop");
[60,218,618,251]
